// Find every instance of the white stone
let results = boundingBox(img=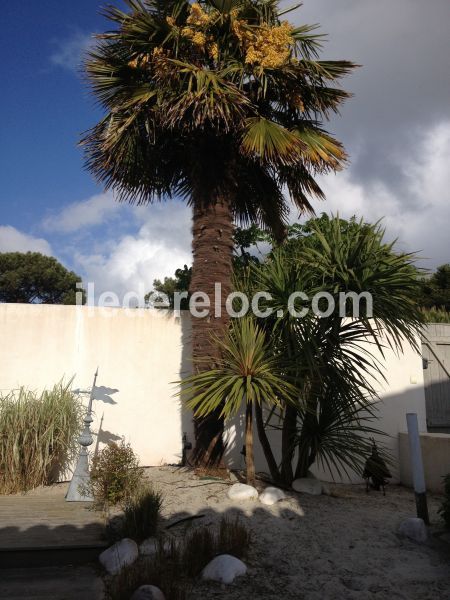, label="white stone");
[398,518,428,543]
[130,585,166,600]
[99,538,139,575]
[306,470,330,494]
[292,477,323,496]
[202,554,247,584]
[259,487,286,506]
[227,483,258,501]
